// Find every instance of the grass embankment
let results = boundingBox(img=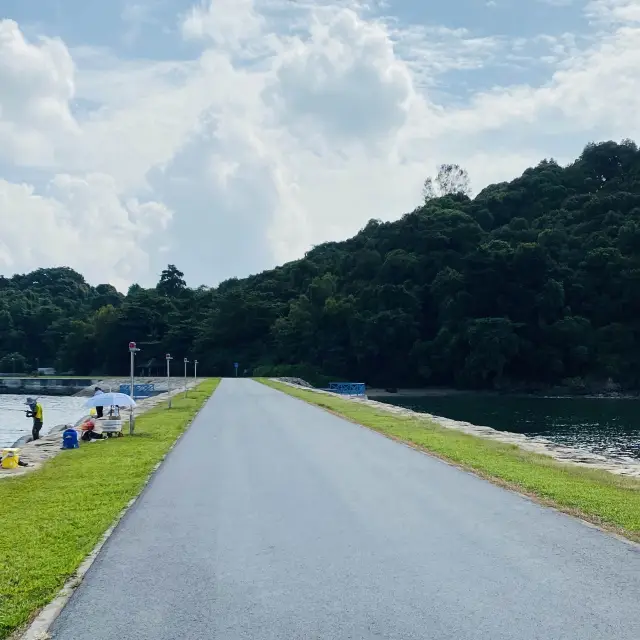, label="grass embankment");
[0,379,219,639]
[260,380,640,543]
